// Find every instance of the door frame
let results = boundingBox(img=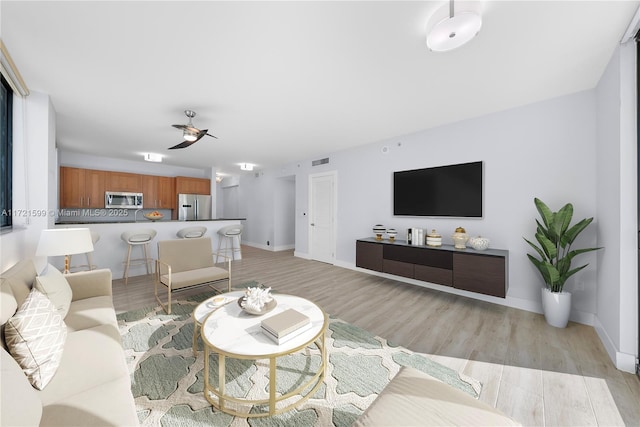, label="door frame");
[308,170,337,264]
